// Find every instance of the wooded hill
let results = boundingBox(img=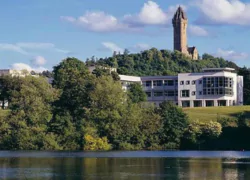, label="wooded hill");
[86,48,239,76]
